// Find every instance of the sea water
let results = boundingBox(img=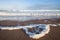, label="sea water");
[0,10,60,21]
